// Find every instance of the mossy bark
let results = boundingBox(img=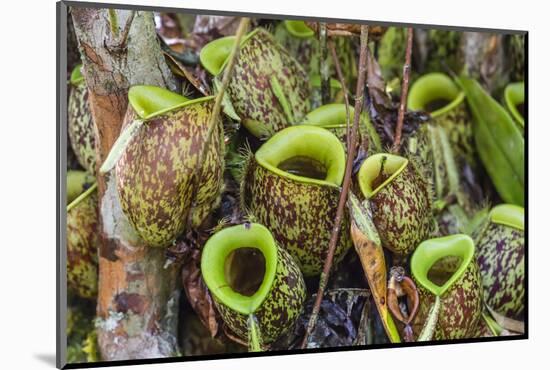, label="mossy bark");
[71,7,179,361]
